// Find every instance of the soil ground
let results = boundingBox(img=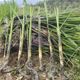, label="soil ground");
[0,52,61,80]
